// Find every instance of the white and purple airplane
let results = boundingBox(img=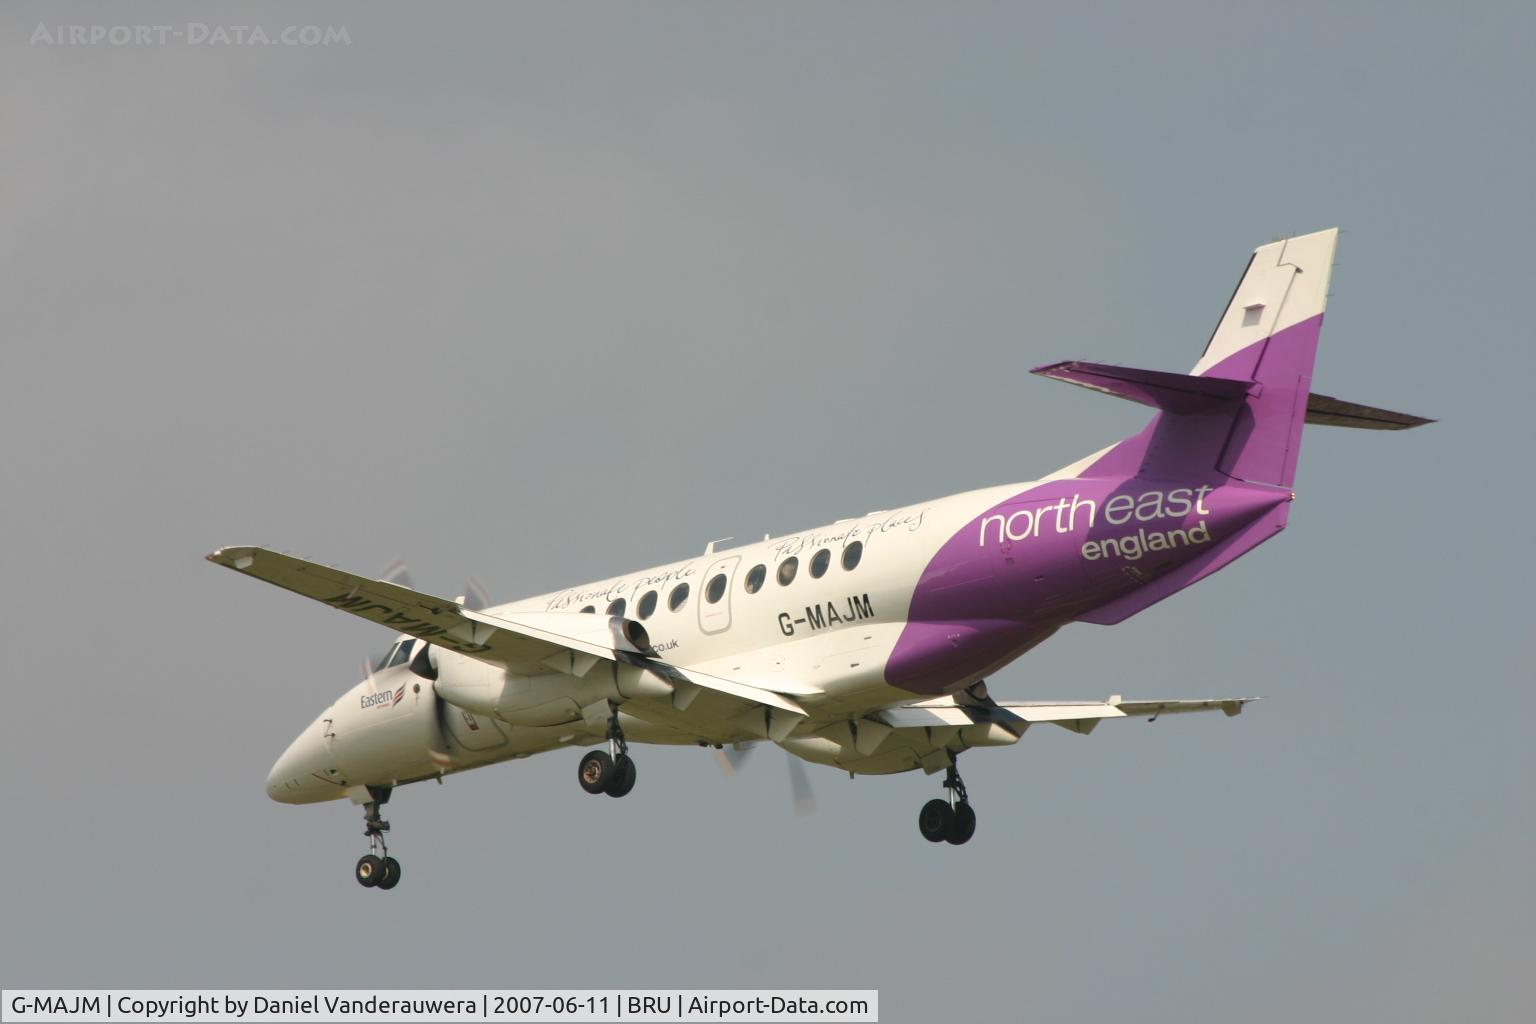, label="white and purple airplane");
[210,228,1428,890]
